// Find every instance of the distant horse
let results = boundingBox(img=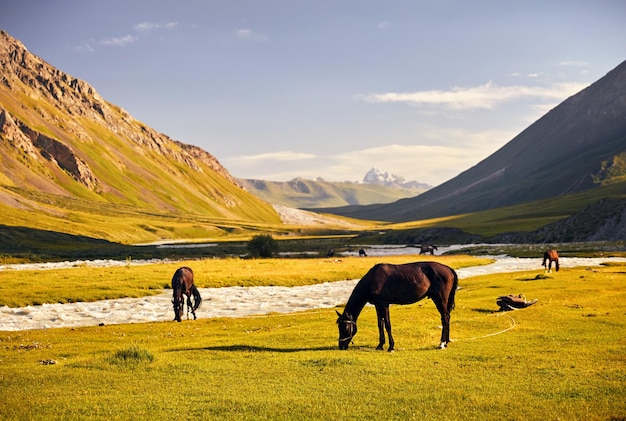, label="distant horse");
[171,266,202,322]
[336,261,458,351]
[542,249,560,273]
[358,248,367,257]
[326,249,335,258]
[419,244,438,255]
